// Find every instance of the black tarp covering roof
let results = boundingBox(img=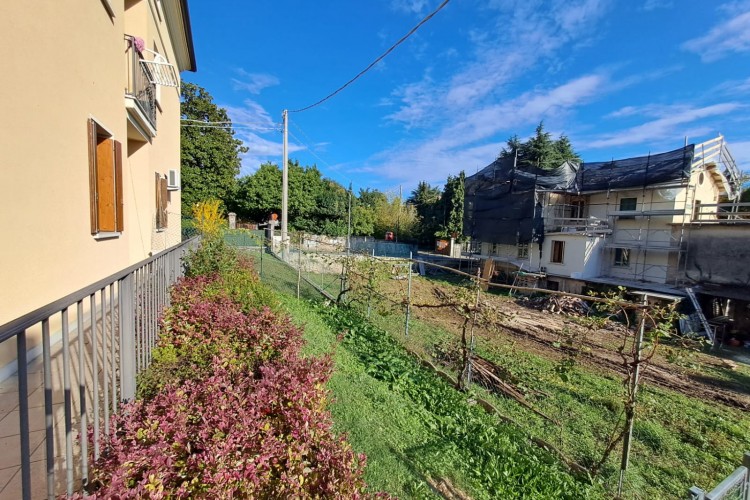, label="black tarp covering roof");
[464,145,695,245]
